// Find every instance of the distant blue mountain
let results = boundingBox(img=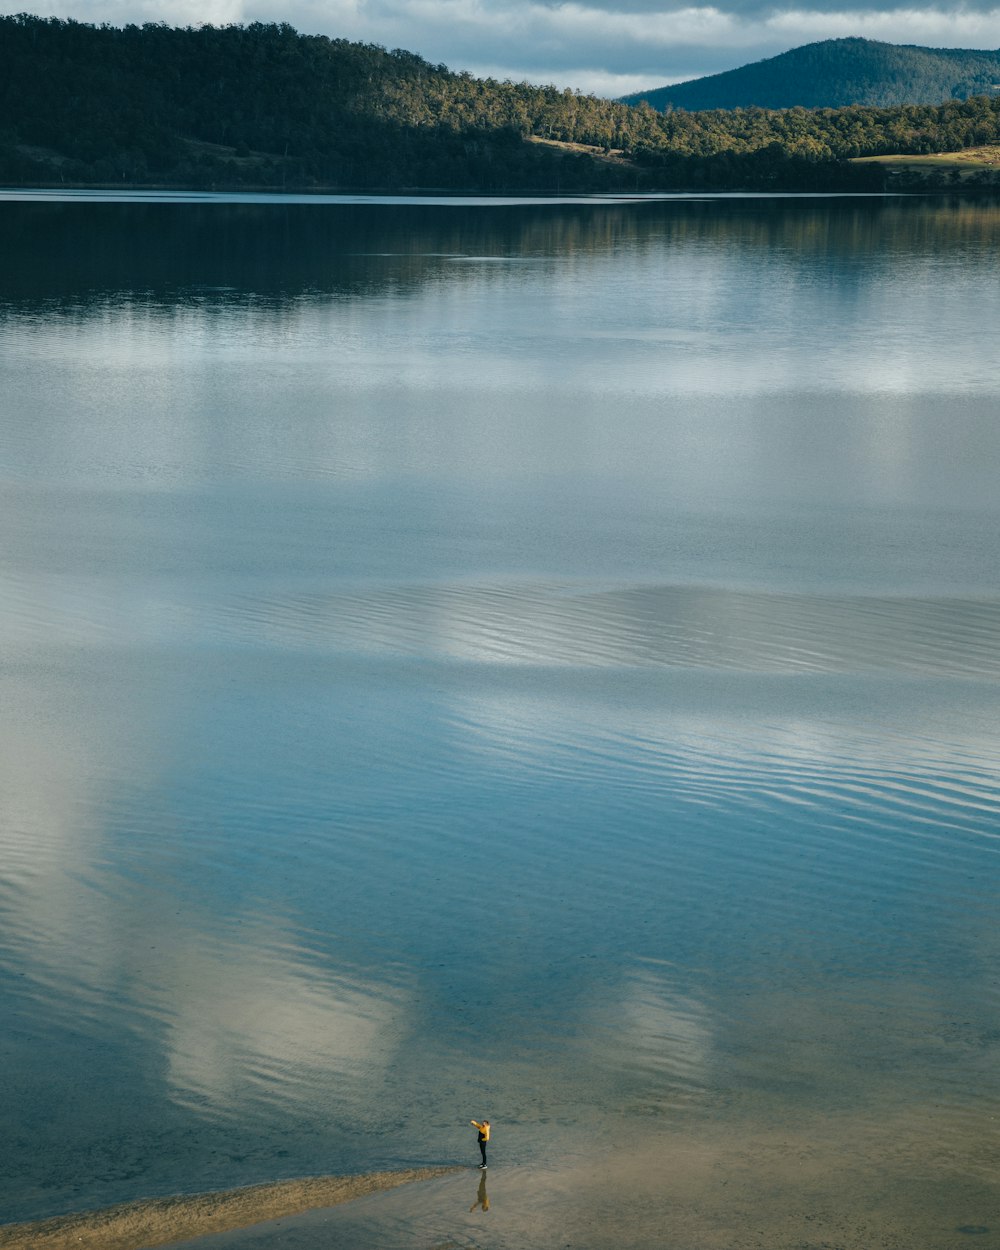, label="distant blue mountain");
[621,38,1000,111]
